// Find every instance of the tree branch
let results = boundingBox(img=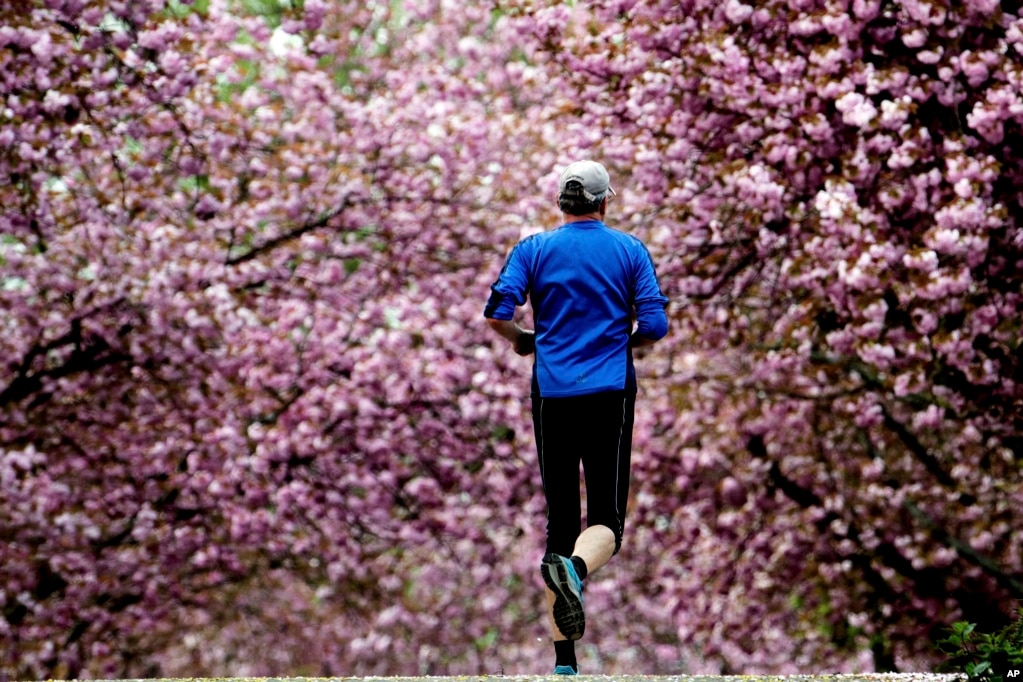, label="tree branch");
[225,199,352,266]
